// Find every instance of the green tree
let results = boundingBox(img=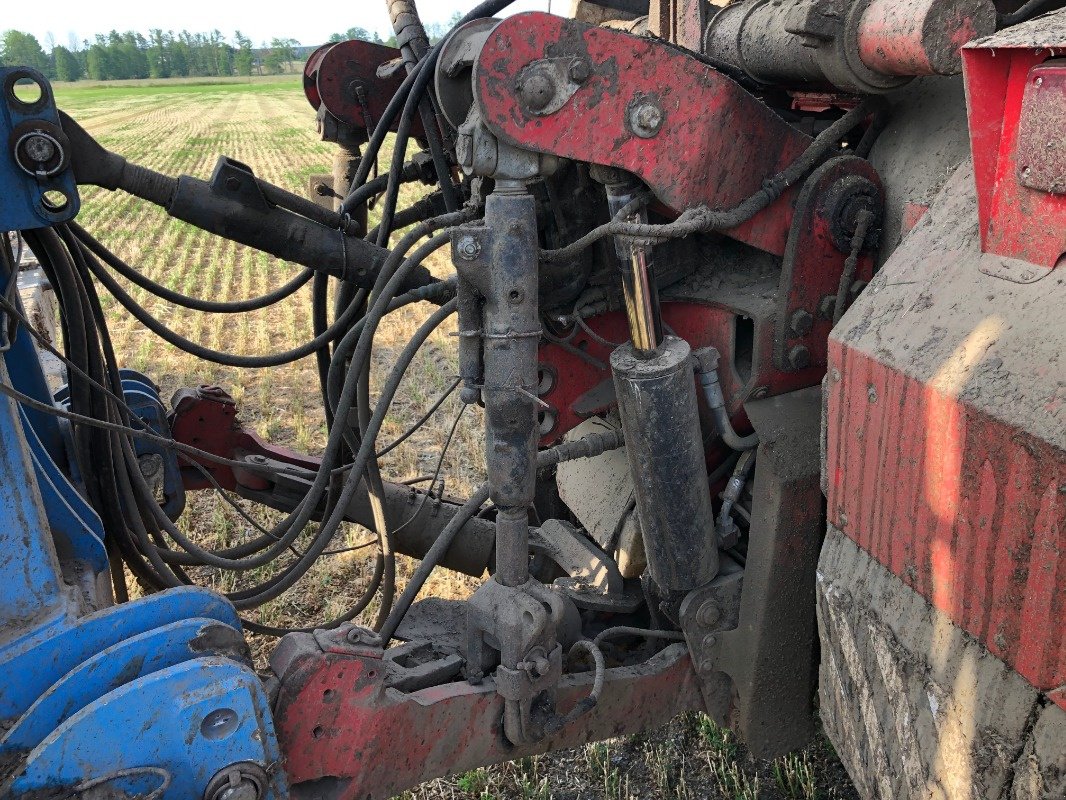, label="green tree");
[0,30,51,76]
[328,27,382,44]
[233,31,253,77]
[265,37,298,74]
[85,42,110,80]
[52,45,82,81]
